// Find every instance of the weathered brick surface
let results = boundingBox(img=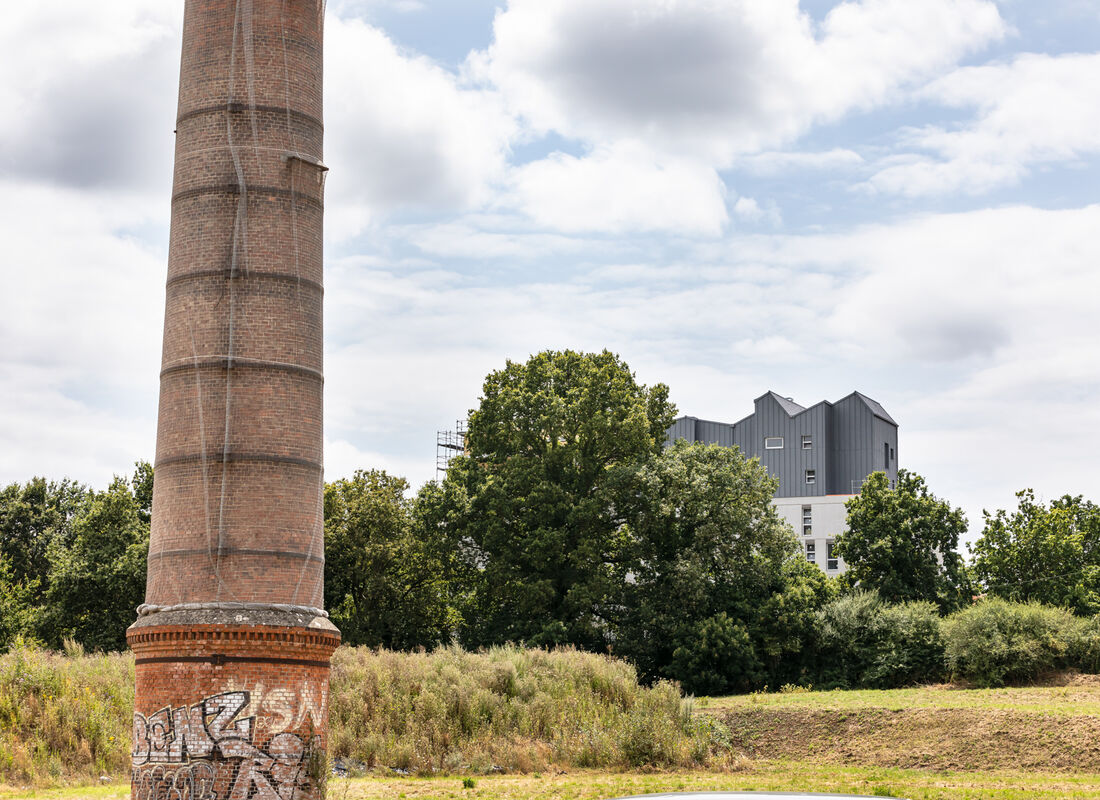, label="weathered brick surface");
[146,0,326,608]
[129,2,335,798]
[130,621,339,800]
